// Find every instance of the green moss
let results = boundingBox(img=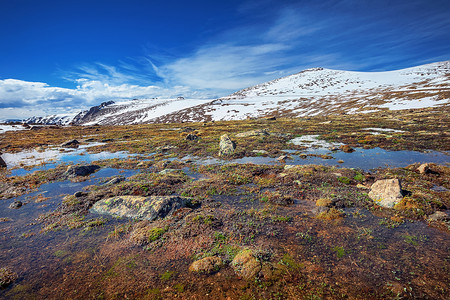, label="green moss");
[337,176,351,184]
[160,270,175,281]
